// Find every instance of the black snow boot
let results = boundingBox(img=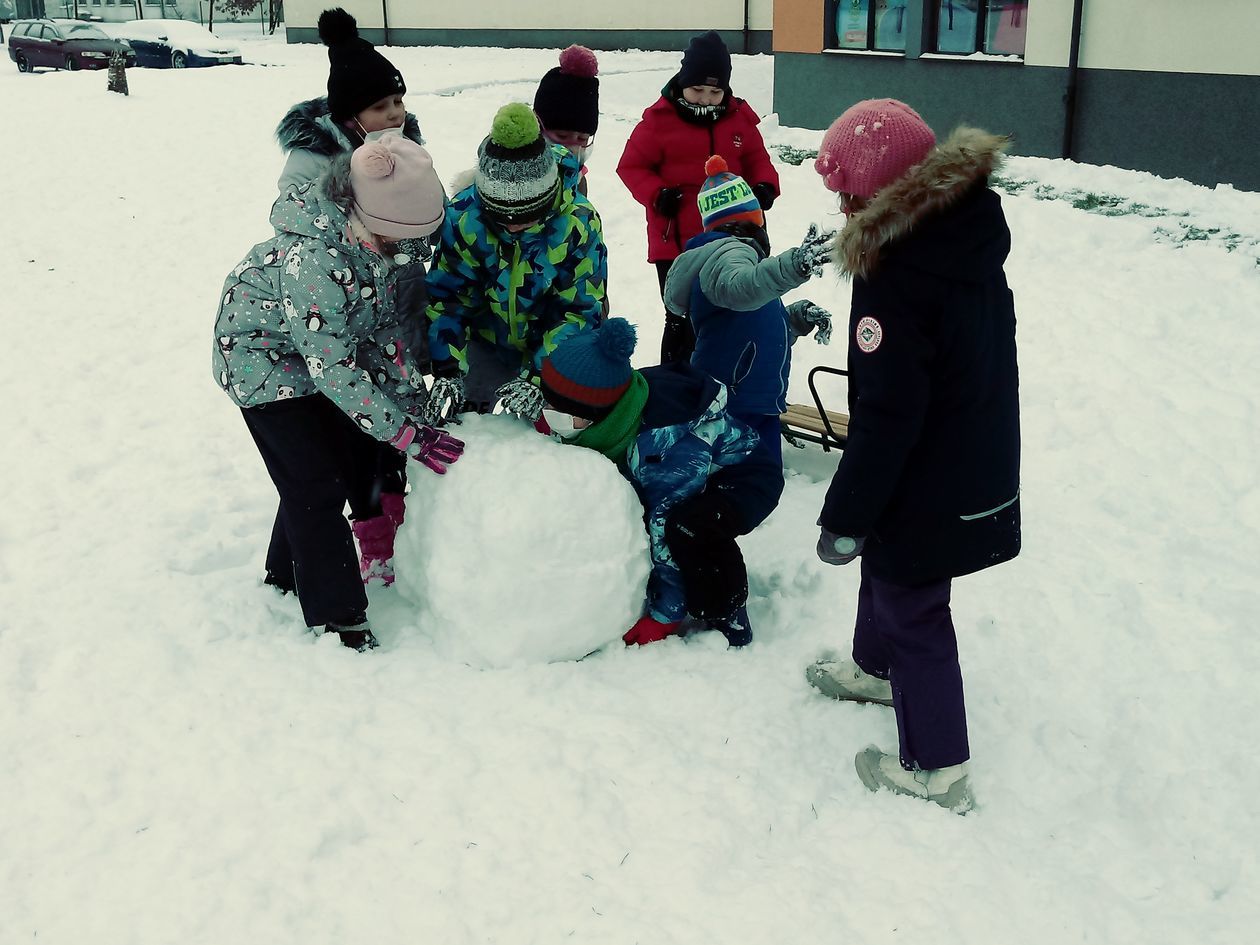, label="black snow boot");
[328,618,379,652]
[709,604,752,648]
